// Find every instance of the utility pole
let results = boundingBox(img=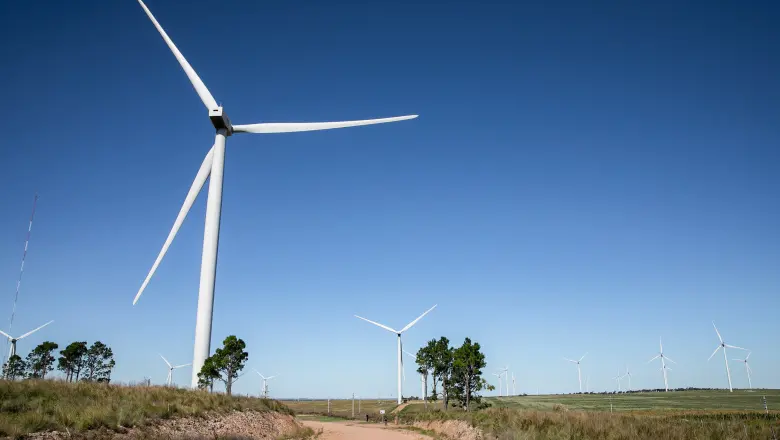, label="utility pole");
[327,397,330,415]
